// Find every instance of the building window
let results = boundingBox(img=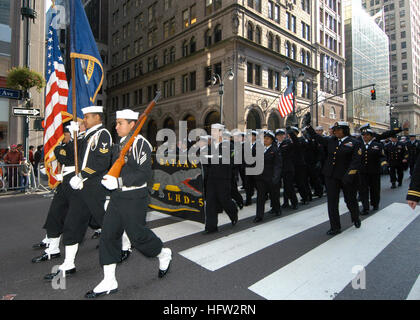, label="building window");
[214,25,222,43]
[301,50,305,64]
[183,9,189,28]
[275,72,280,91]
[291,44,296,60]
[268,1,273,19]
[190,71,196,91]
[255,26,261,44]
[182,40,188,57]
[190,37,196,54]
[205,66,212,87]
[329,107,336,119]
[255,65,261,86]
[285,41,290,57]
[268,33,273,50]
[275,36,280,52]
[153,55,158,70]
[170,47,175,62]
[247,23,254,41]
[182,74,188,93]
[268,69,274,89]
[306,52,311,67]
[205,29,212,47]
[247,62,253,83]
